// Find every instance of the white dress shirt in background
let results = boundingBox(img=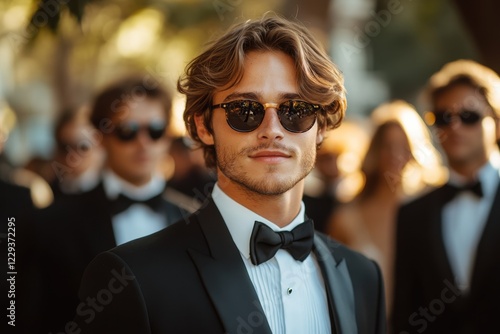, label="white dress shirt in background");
[103,169,167,245]
[442,152,500,291]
